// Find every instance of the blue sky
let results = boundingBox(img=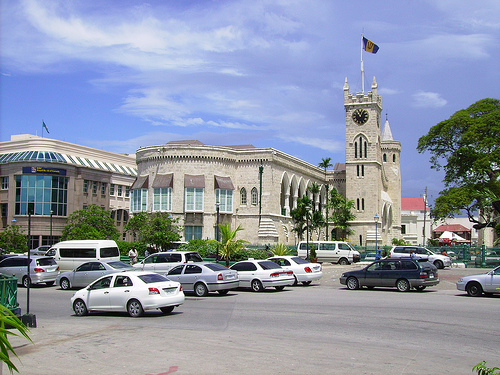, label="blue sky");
[1,0,499,203]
